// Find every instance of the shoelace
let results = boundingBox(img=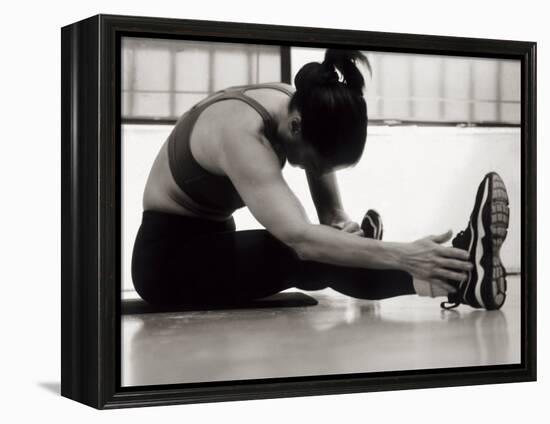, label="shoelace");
[440,230,467,310]
[440,301,459,310]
